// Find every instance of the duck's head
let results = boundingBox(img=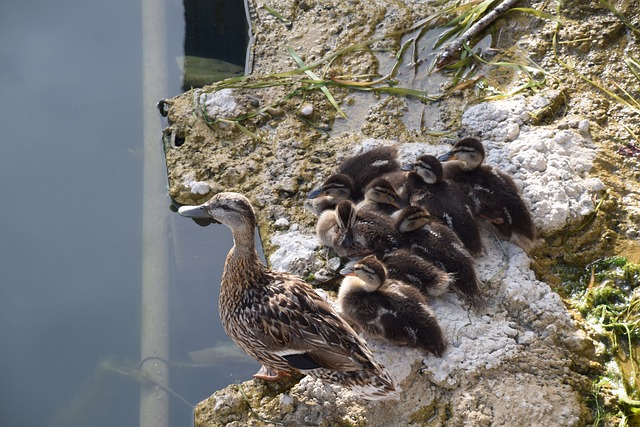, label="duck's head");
[340,255,386,292]
[363,178,402,208]
[402,155,443,184]
[178,192,256,230]
[438,138,485,170]
[307,173,355,201]
[394,206,431,233]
